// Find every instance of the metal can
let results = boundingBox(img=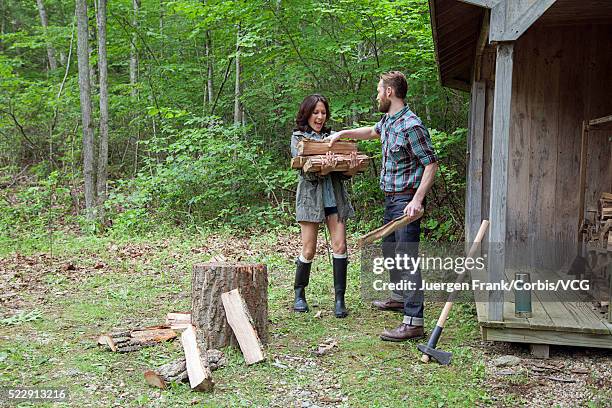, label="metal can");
[515,272,532,318]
